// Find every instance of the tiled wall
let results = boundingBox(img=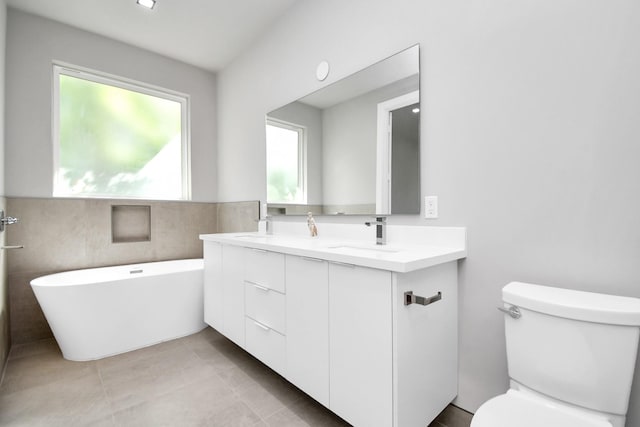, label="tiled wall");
[5,198,258,344]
